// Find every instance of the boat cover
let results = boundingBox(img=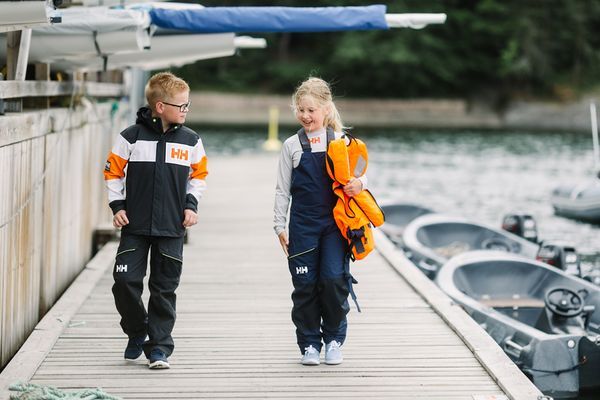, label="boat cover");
[149,5,389,33]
